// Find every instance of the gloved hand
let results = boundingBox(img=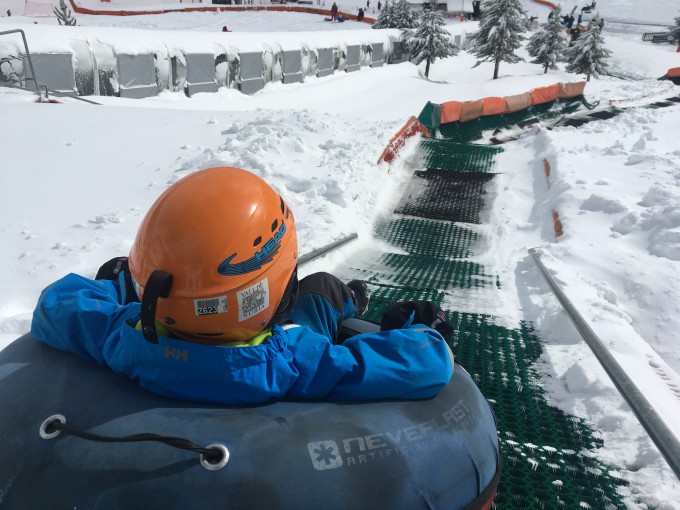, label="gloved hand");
[379,301,453,342]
